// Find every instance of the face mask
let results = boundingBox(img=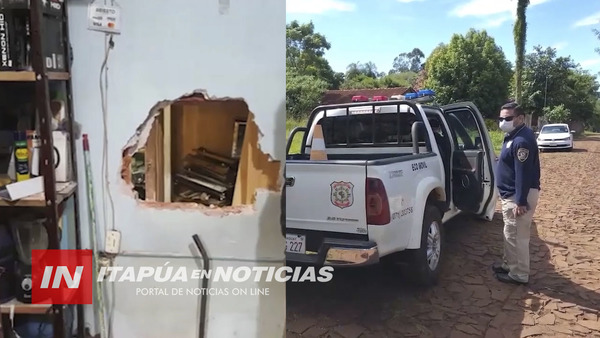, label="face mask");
[499,119,515,133]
